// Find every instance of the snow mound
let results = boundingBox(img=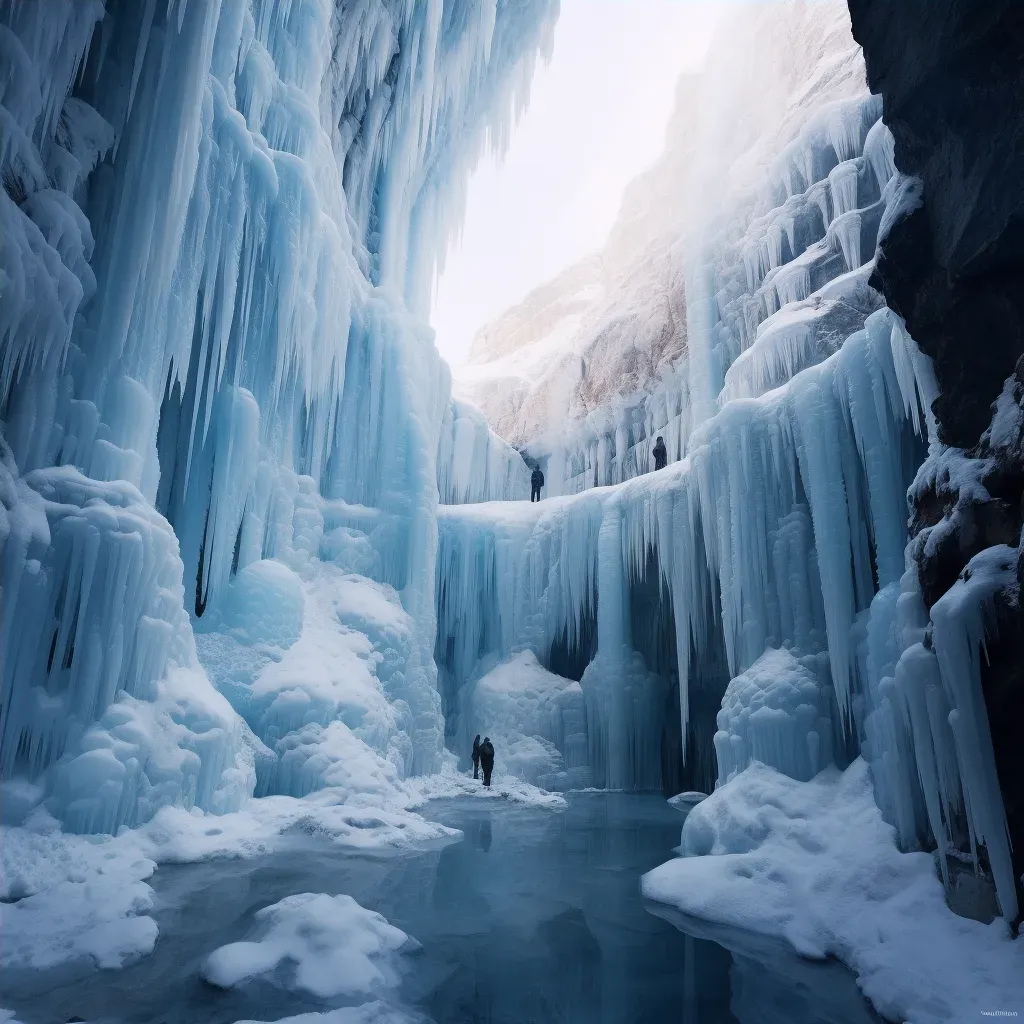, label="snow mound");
[467,650,588,790]
[642,760,1024,1024]
[714,647,838,785]
[1,787,455,973]
[132,790,457,865]
[666,792,707,813]
[196,561,306,648]
[202,892,418,998]
[0,814,157,970]
[197,565,421,795]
